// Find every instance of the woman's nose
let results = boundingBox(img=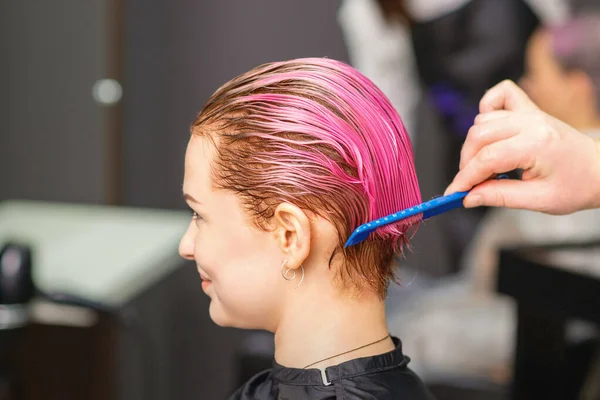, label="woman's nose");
[179,222,195,260]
